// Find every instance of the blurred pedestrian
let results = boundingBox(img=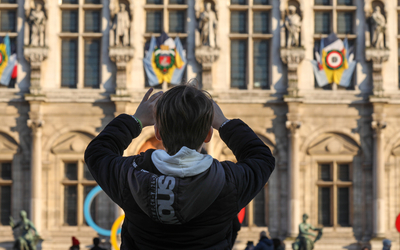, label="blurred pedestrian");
[245,241,255,250]
[361,246,369,250]
[383,239,391,250]
[254,231,274,250]
[272,238,285,250]
[69,236,80,250]
[91,237,106,250]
